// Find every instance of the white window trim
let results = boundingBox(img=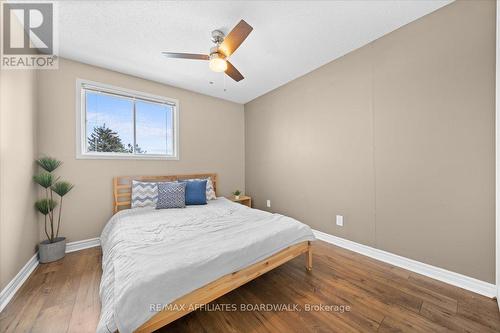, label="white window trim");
[75,78,180,160]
